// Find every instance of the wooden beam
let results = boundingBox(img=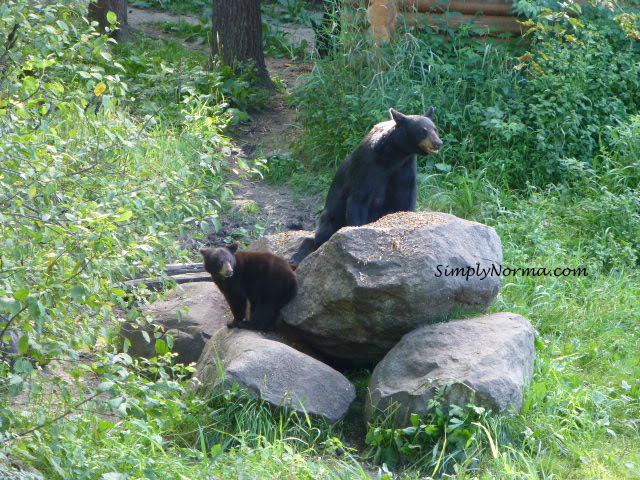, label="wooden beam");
[399,0,515,16]
[125,272,212,291]
[402,11,525,34]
